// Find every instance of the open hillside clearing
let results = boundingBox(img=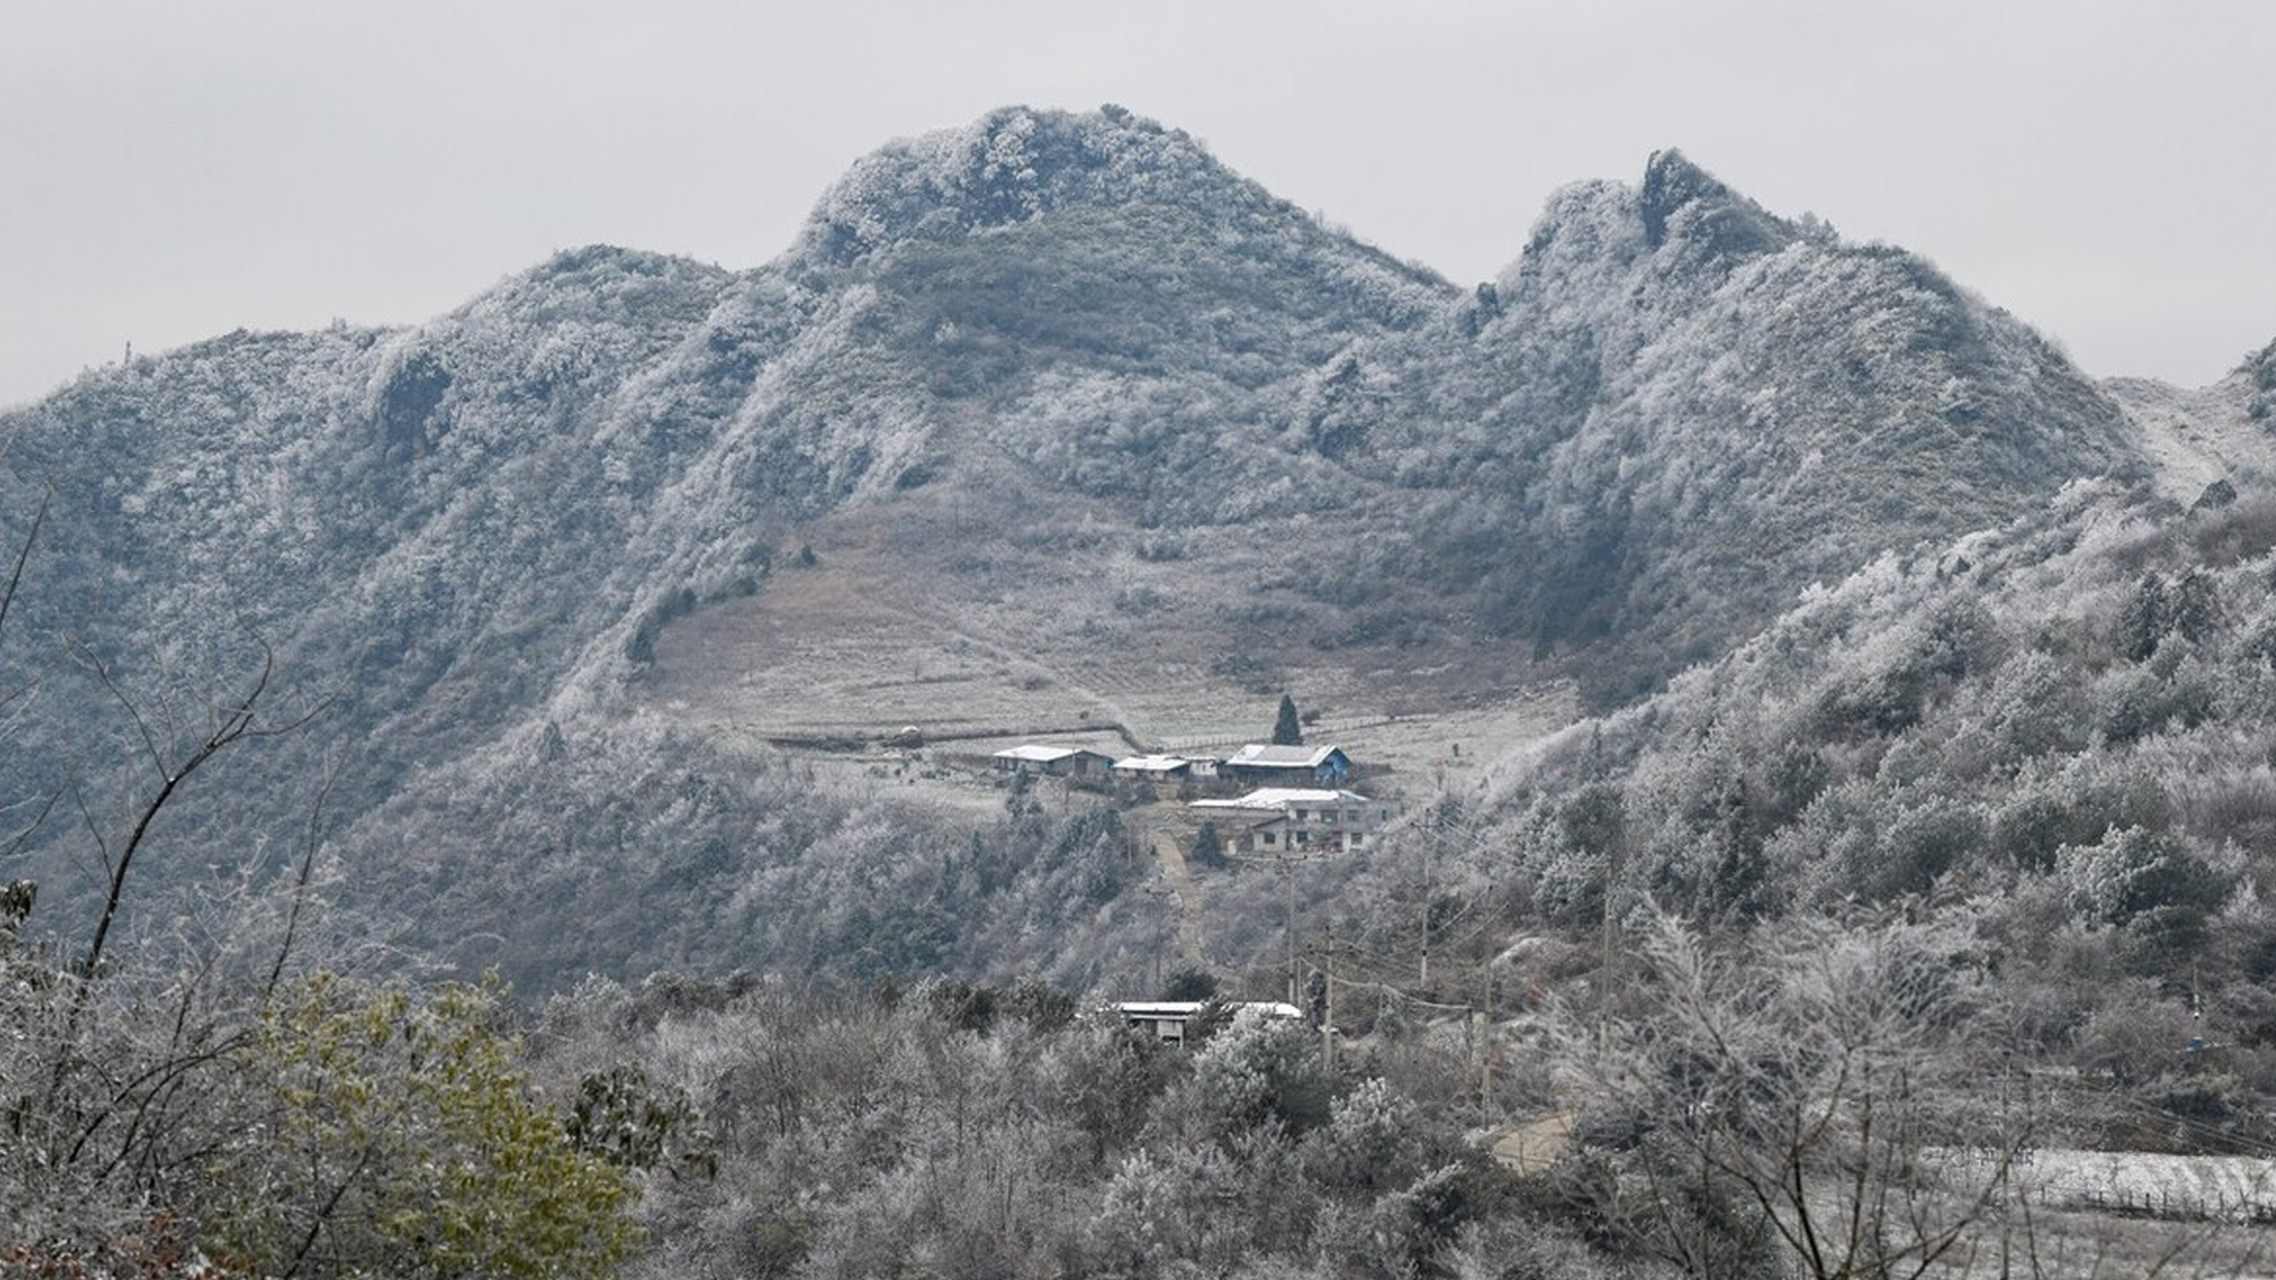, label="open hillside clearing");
[629,487,1577,813]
